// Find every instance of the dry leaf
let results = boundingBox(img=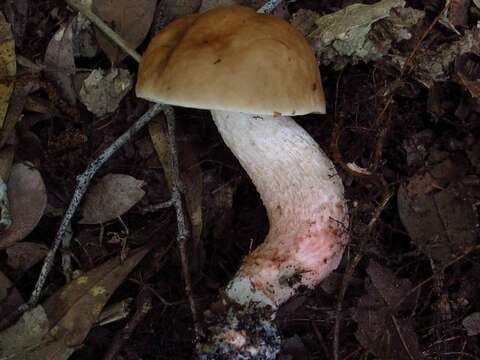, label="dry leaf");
[0,306,53,360]
[455,53,480,99]
[4,0,29,47]
[463,312,480,336]
[353,260,424,359]
[6,242,49,272]
[398,167,479,266]
[291,0,424,69]
[93,0,157,64]
[0,11,15,128]
[0,247,149,359]
[149,121,204,248]
[0,163,47,249]
[44,18,76,105]
[401,29,480,88]
[77,68,133,116]
[79,173,146,224]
